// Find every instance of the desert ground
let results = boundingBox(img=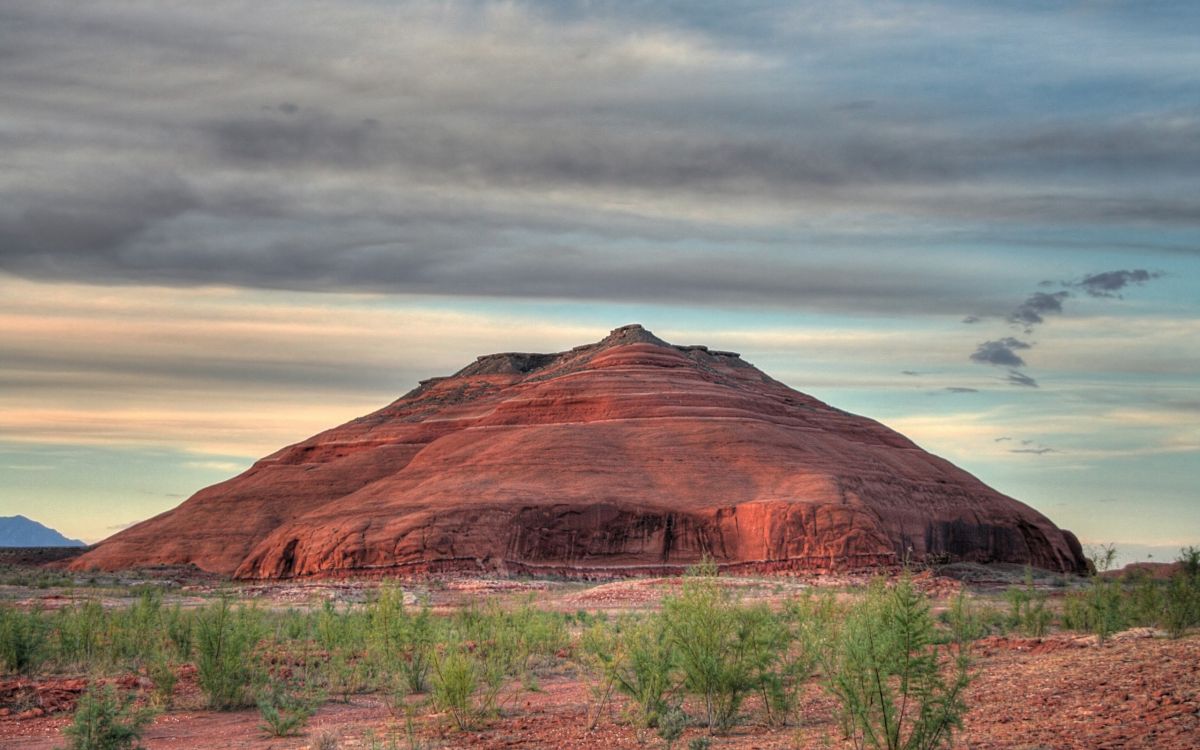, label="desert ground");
[1,558,1197,750]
